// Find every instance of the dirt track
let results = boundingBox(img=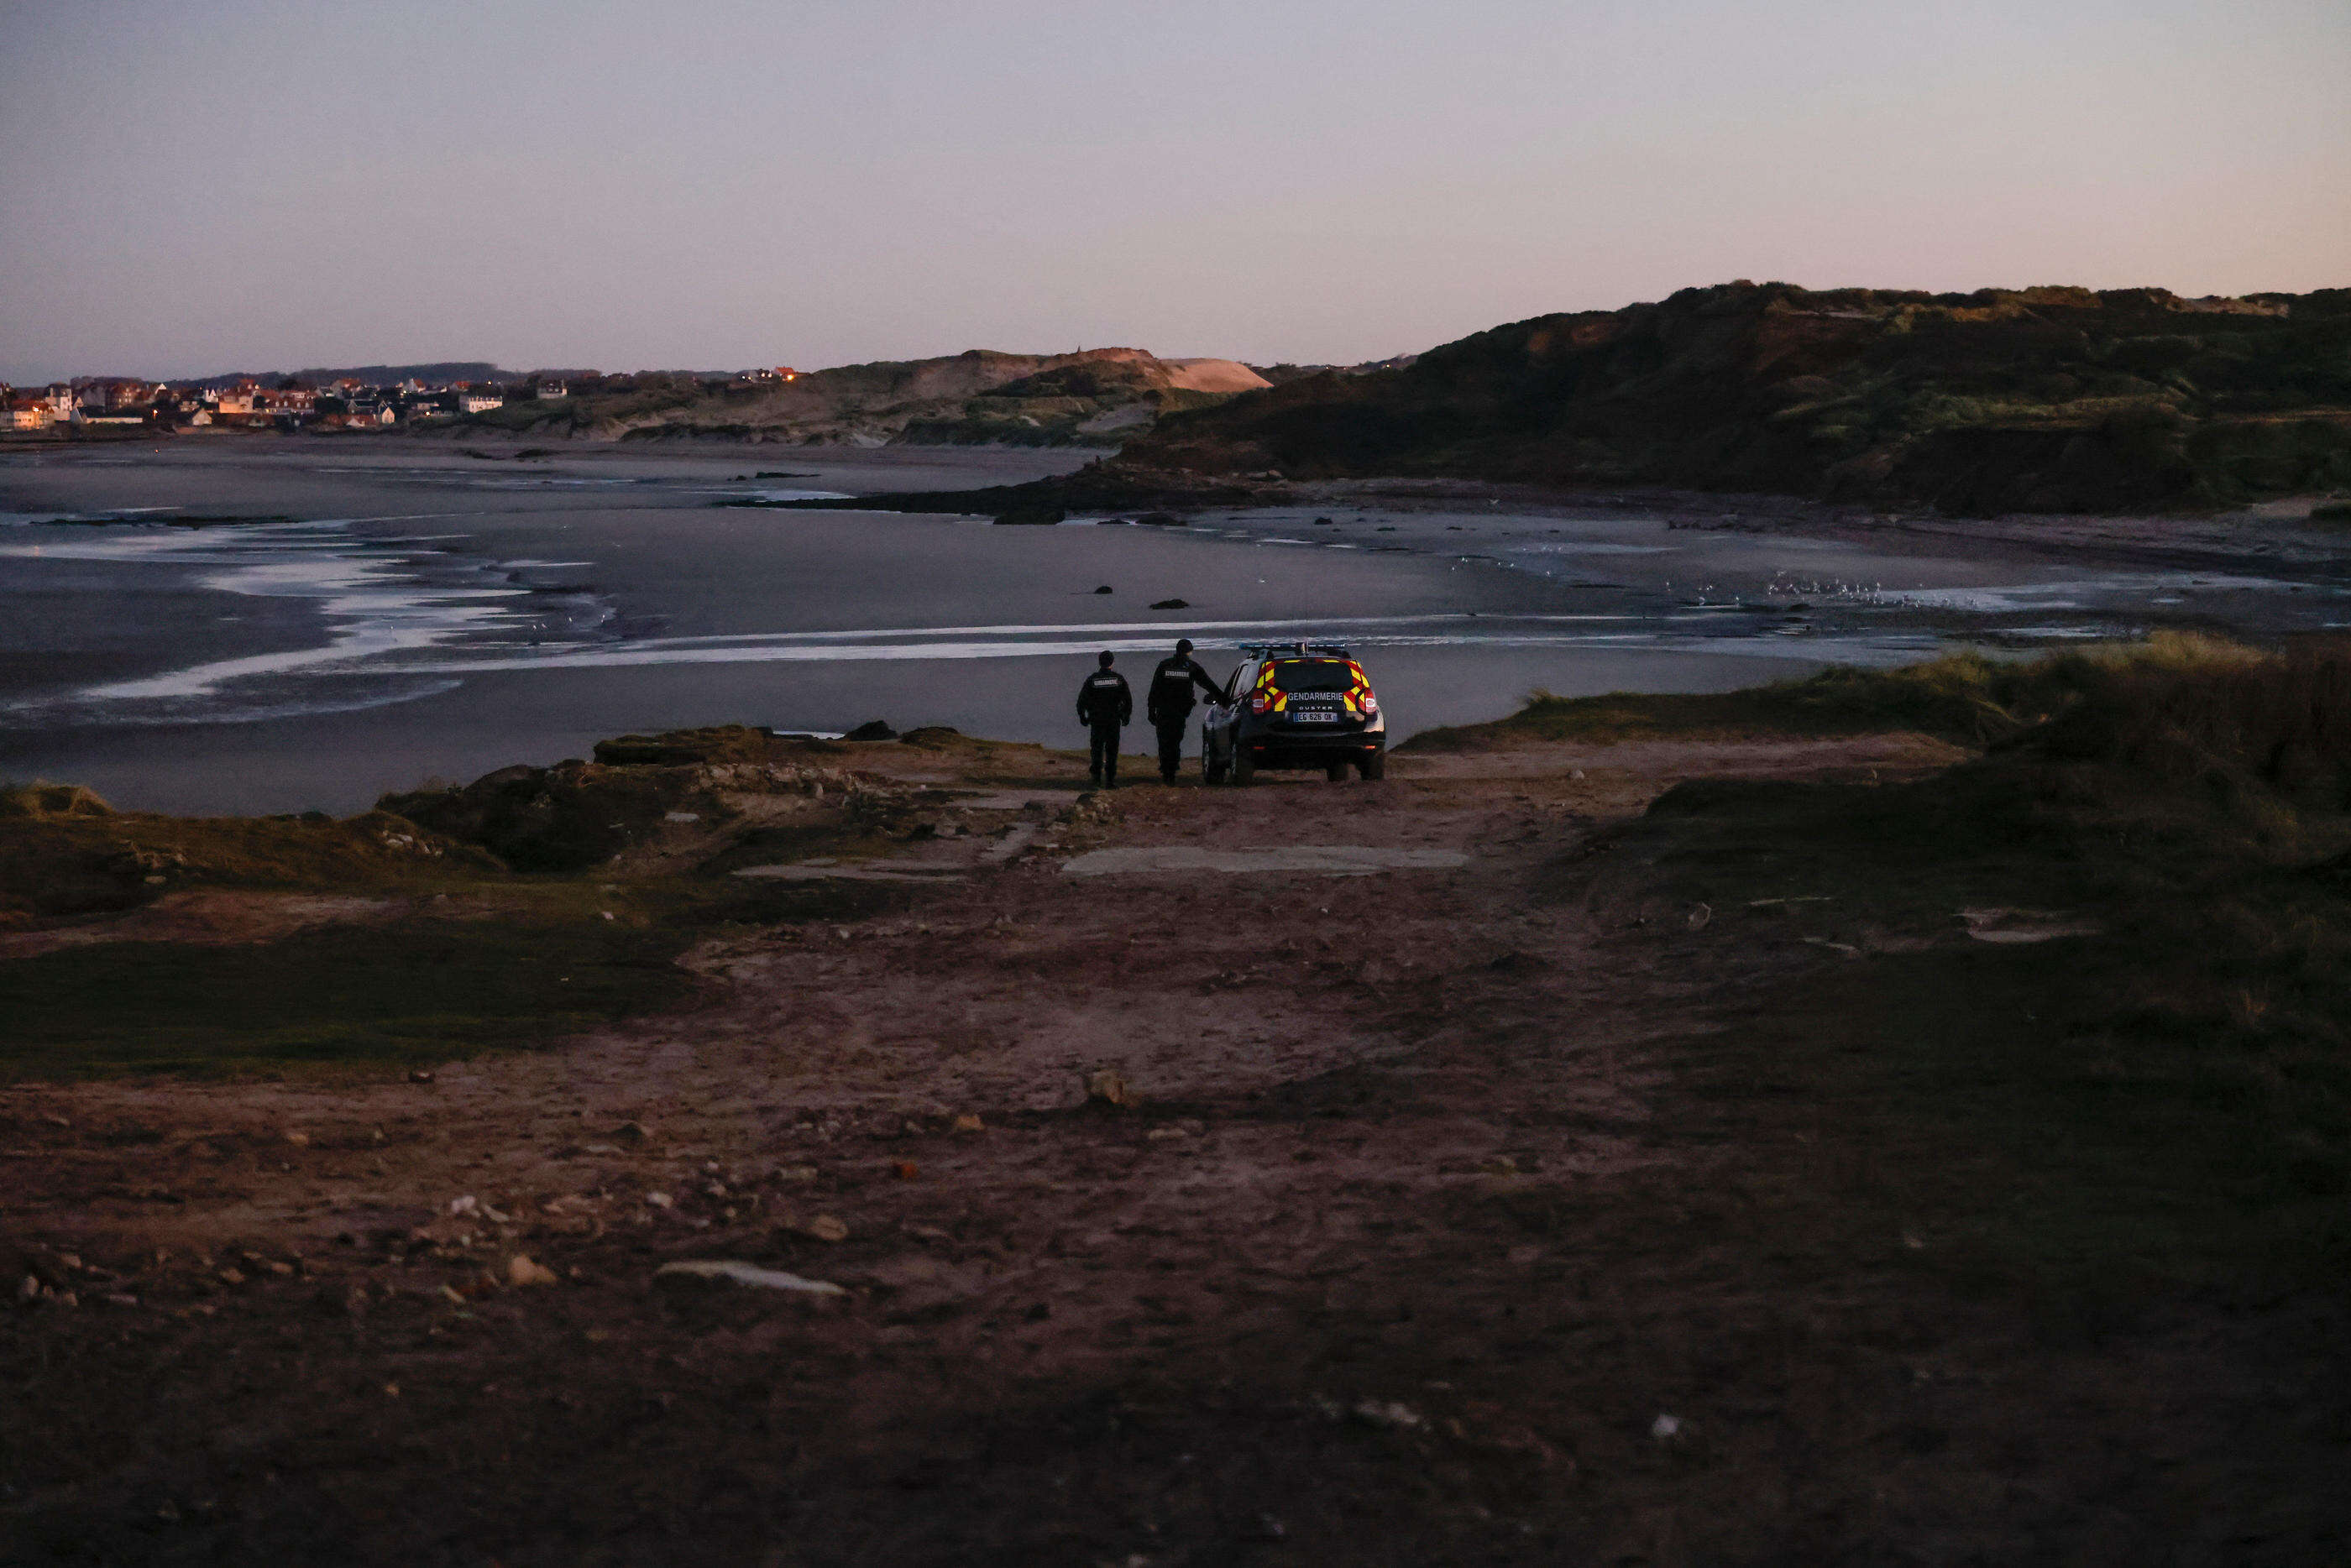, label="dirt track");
[3,731,2333,1565]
